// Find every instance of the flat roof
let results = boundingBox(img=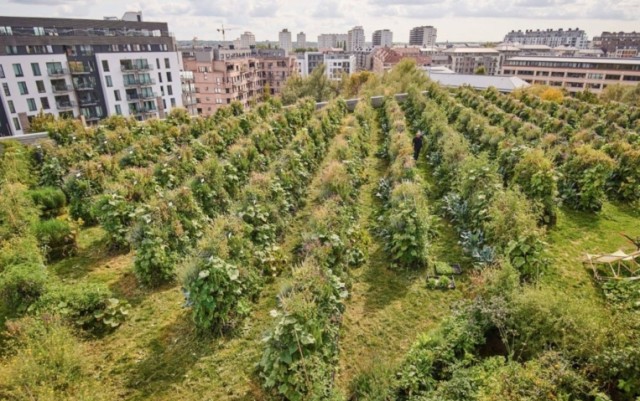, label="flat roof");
[428,73,530,92]
[506,56,640,65]
[444,47,499,54]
